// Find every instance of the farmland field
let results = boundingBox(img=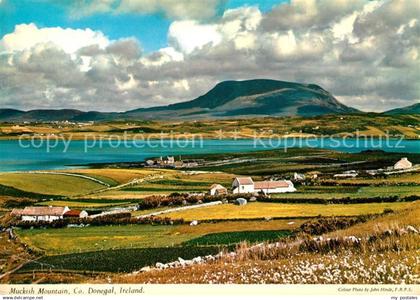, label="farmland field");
[16,220,303,255]
[183,230,291,246]
[161,202,410,221]
[35,199,135,208]
[18,246,221,273]
[65,168,173,185]
[0,173,105,196]
[271,185,420,200]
